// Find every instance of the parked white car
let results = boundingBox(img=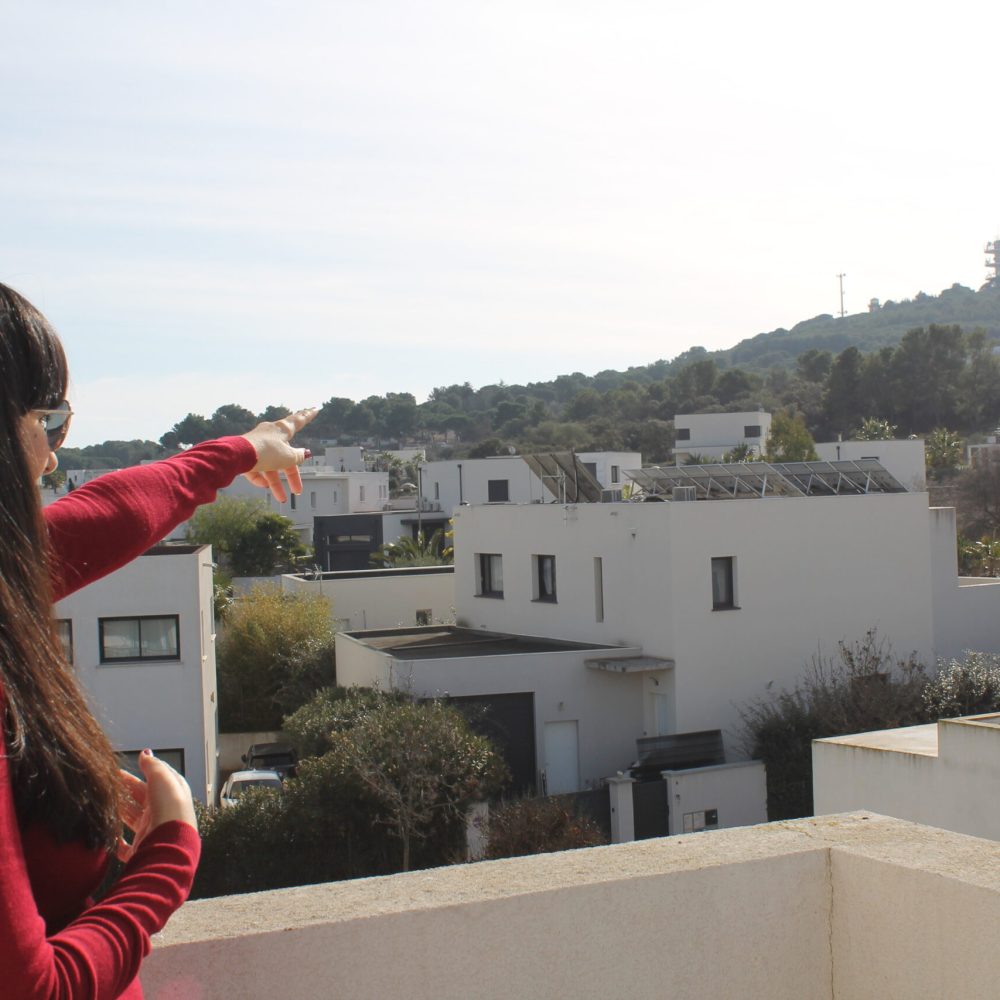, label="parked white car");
[219,769,283,808]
